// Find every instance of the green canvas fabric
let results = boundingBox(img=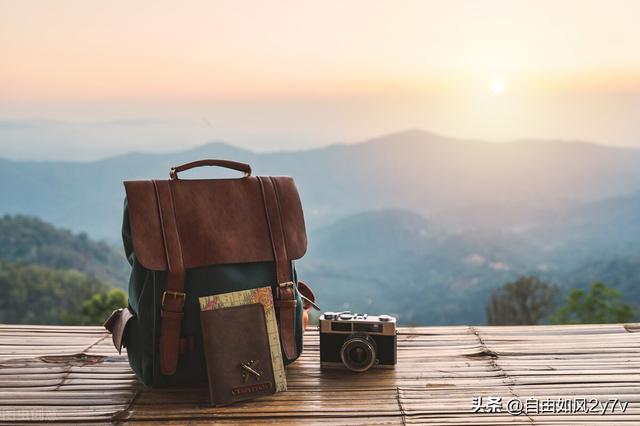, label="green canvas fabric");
[121,199,304,387]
